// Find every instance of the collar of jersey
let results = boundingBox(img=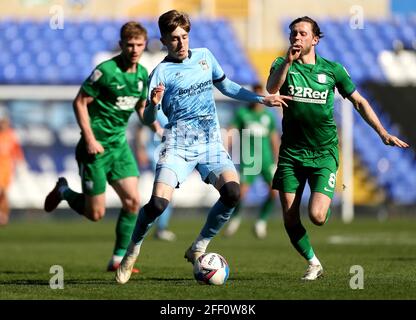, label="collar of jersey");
[163,50,192,63]
[293,54,321,72]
